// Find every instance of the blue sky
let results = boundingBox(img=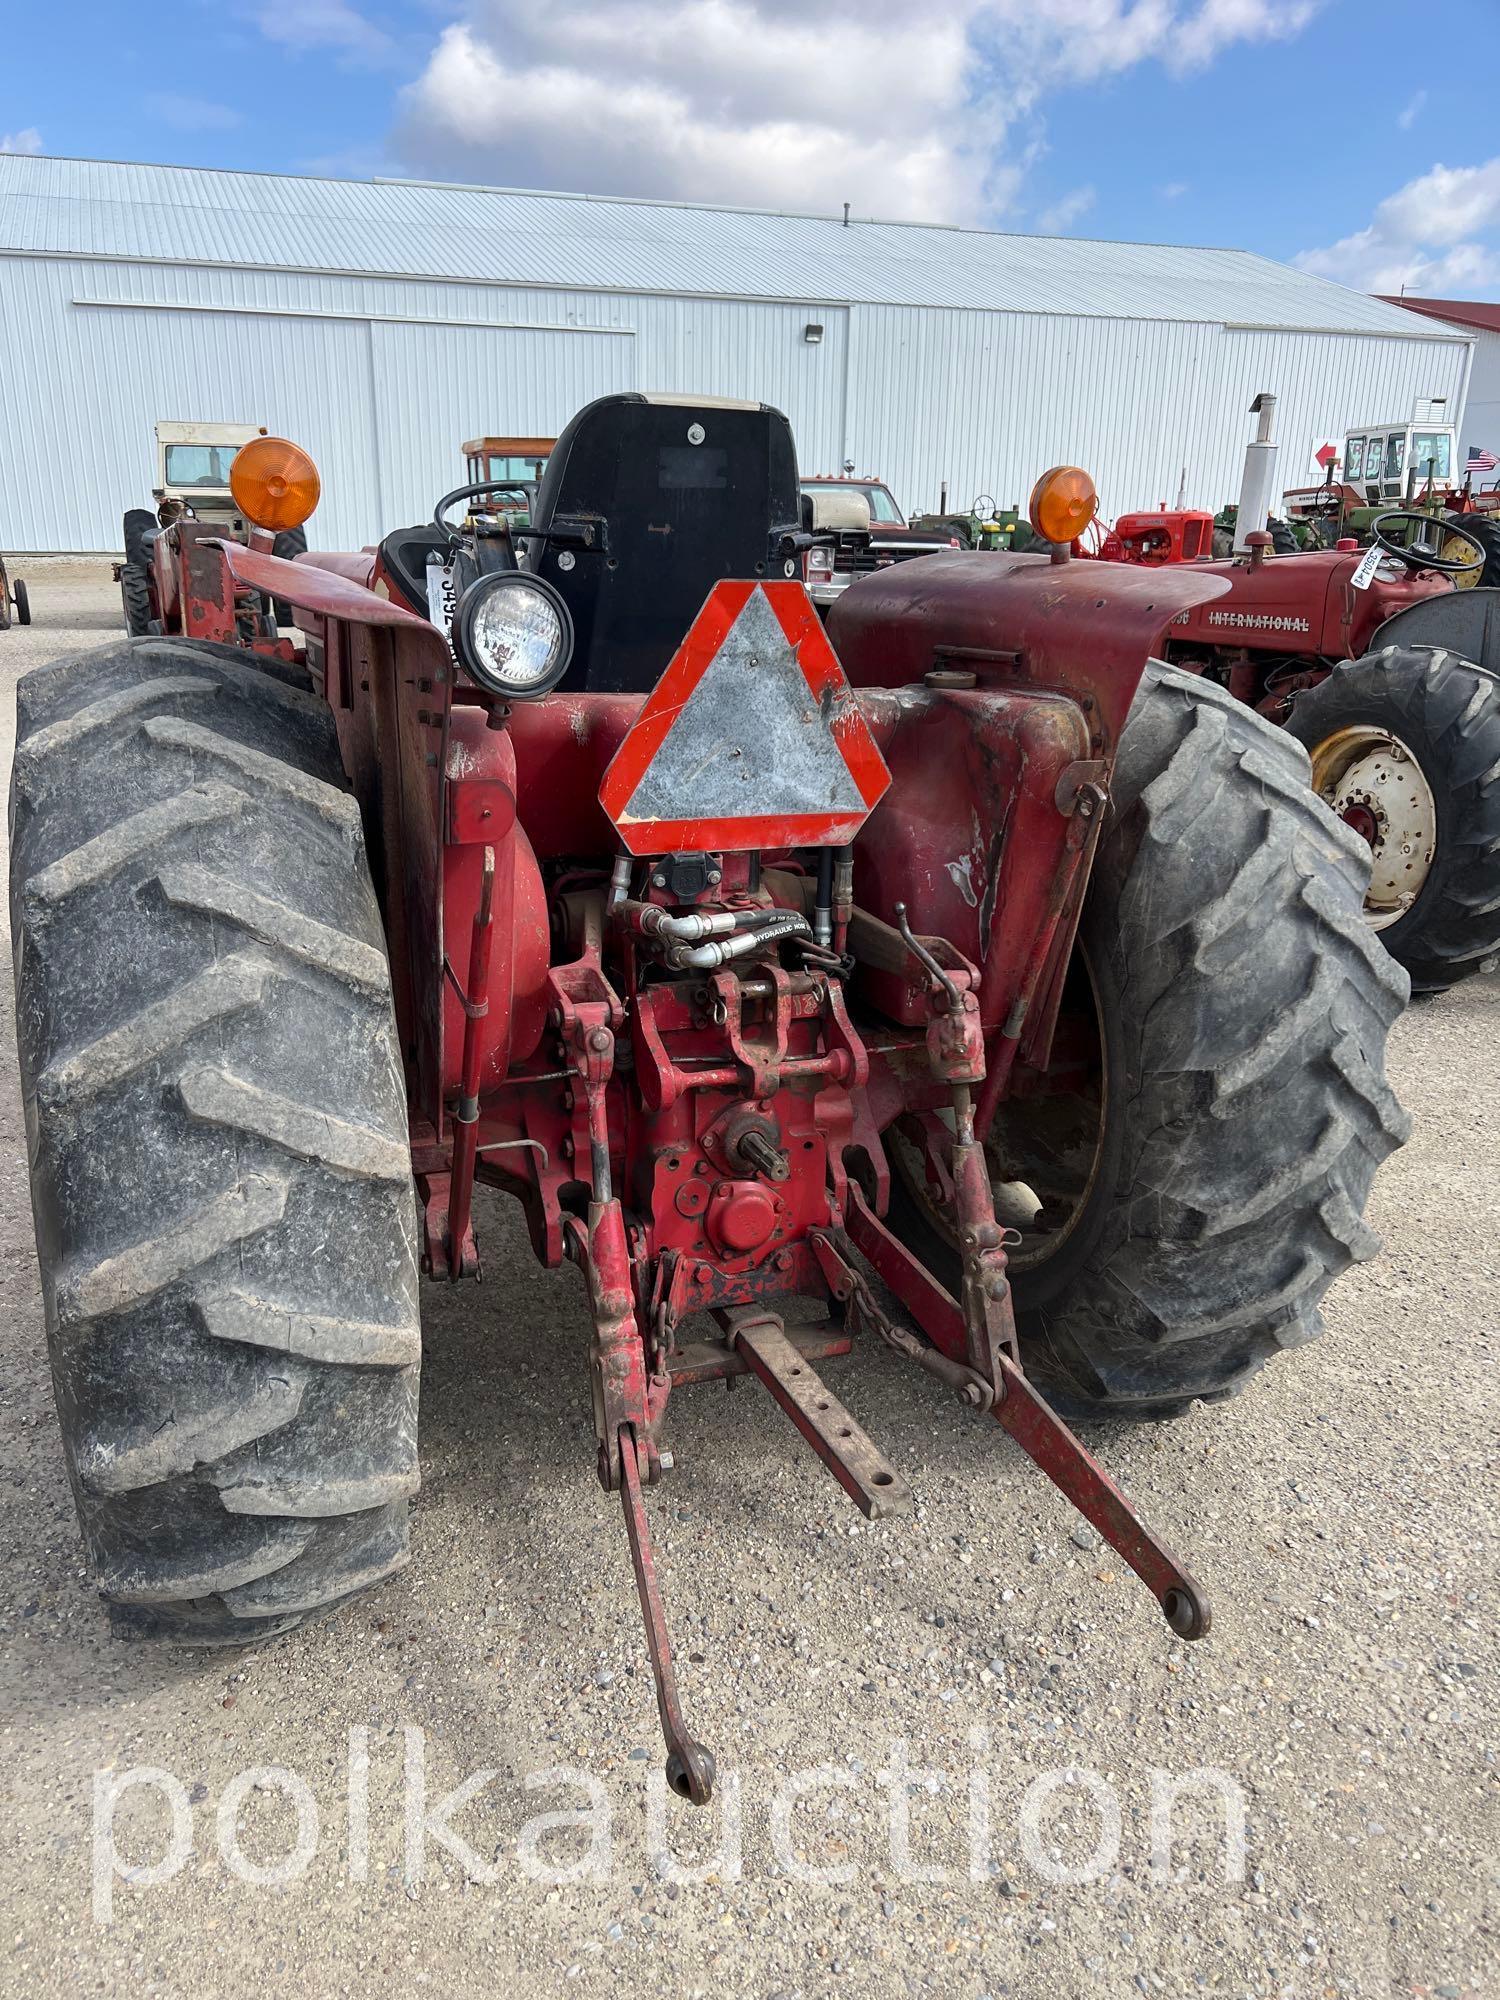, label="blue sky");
[4,0,1499,298]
